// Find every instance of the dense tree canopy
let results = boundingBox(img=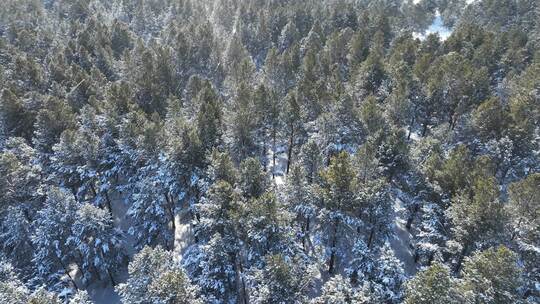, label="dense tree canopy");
[0,0,538,303]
